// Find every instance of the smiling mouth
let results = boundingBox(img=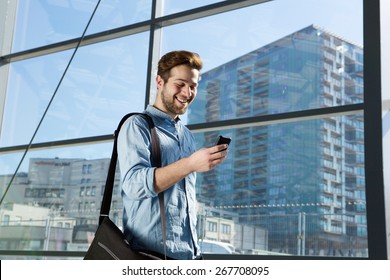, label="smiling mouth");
[176,97,189,104]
